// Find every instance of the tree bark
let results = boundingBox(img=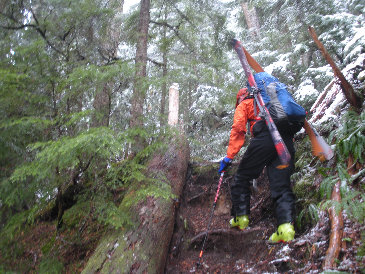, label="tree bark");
[241,2,260,39]
[90,1,123,128]
[82,134,190,273]
[168,84,179,126]
[308,26,362,111]
[160,9,168,128]
[129,0,151,154]
[92,83,111,127]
